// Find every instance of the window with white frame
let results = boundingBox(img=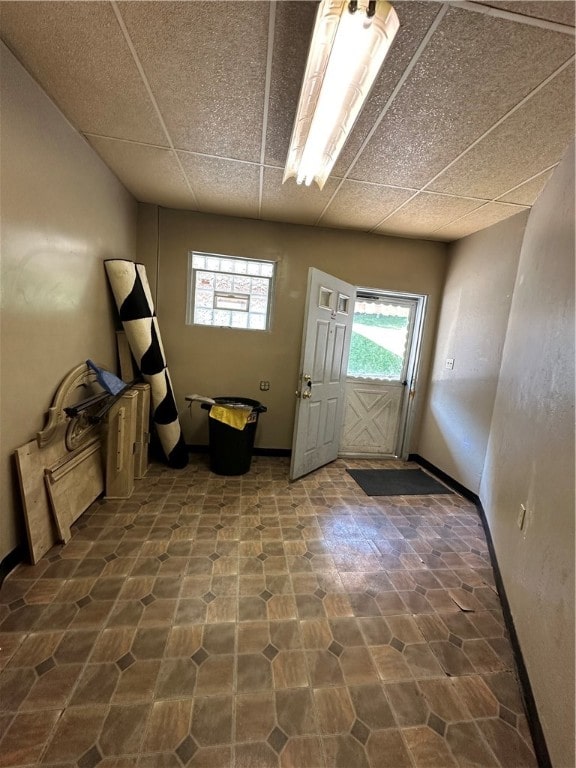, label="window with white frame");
[187,252,275,330]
